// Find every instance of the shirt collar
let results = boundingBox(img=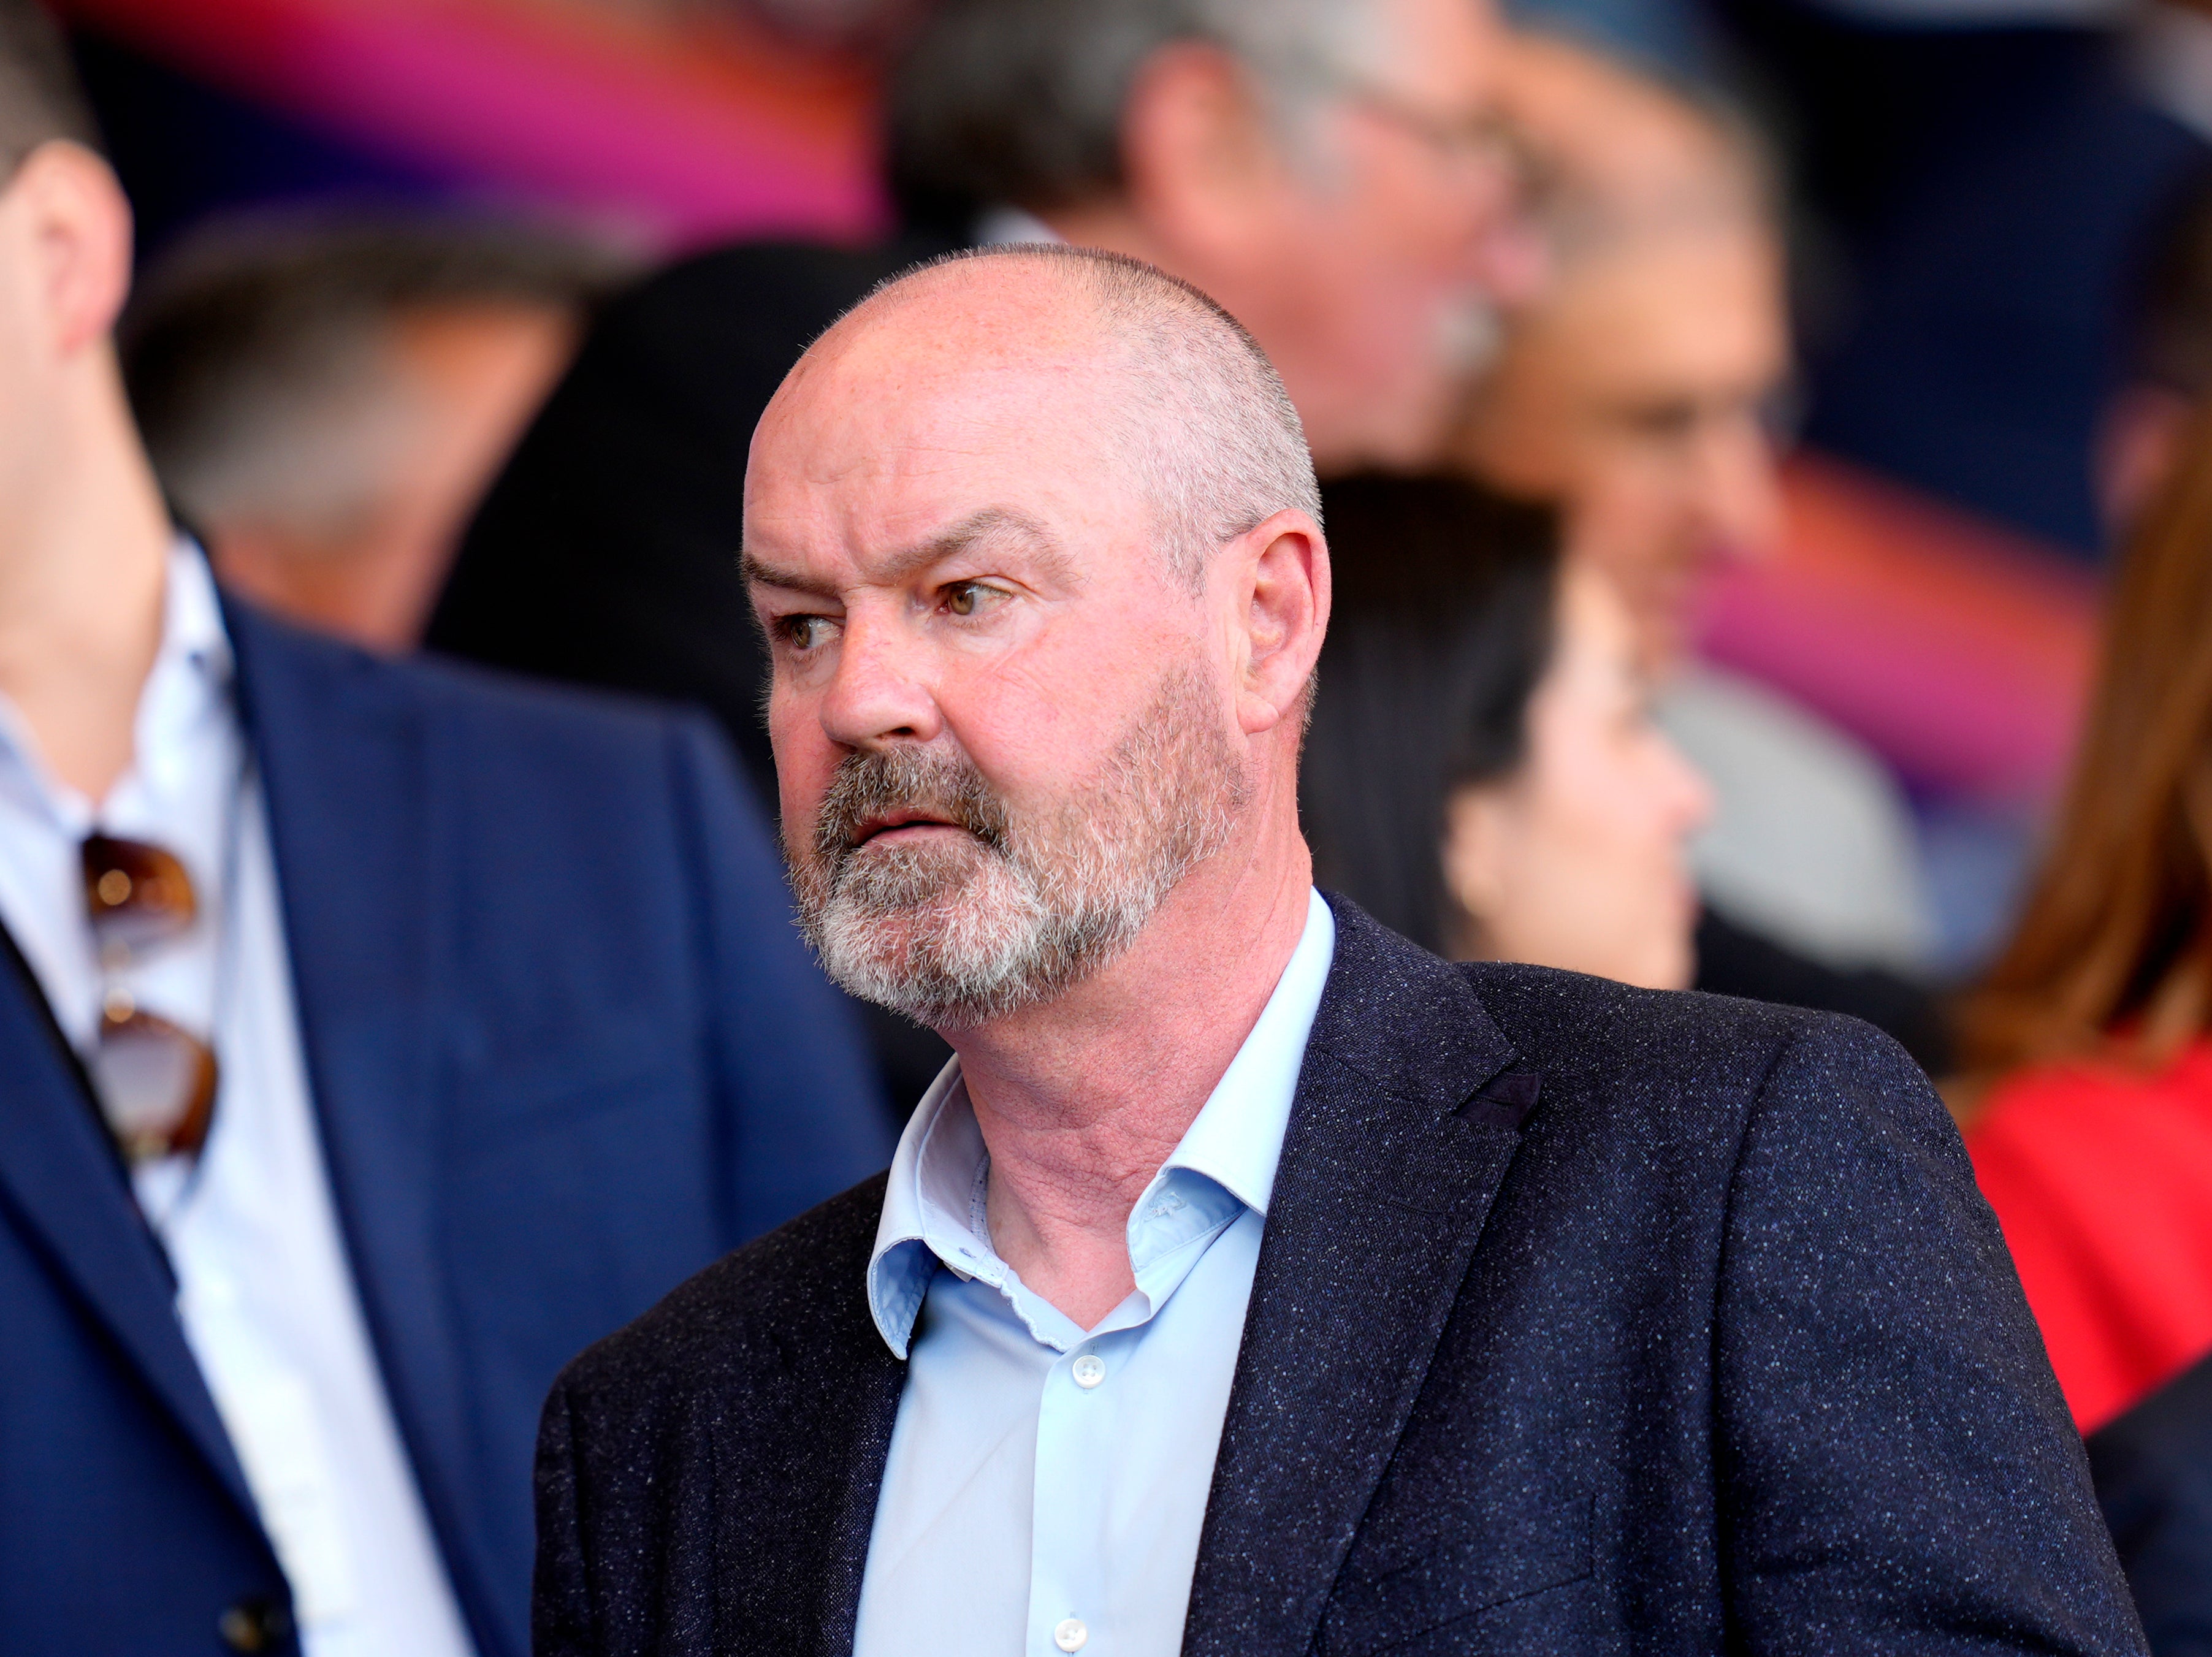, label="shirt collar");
[867,889,1337,1357]
[160,536,233,682]
[0,537,232,832]
[120,539,235,814]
